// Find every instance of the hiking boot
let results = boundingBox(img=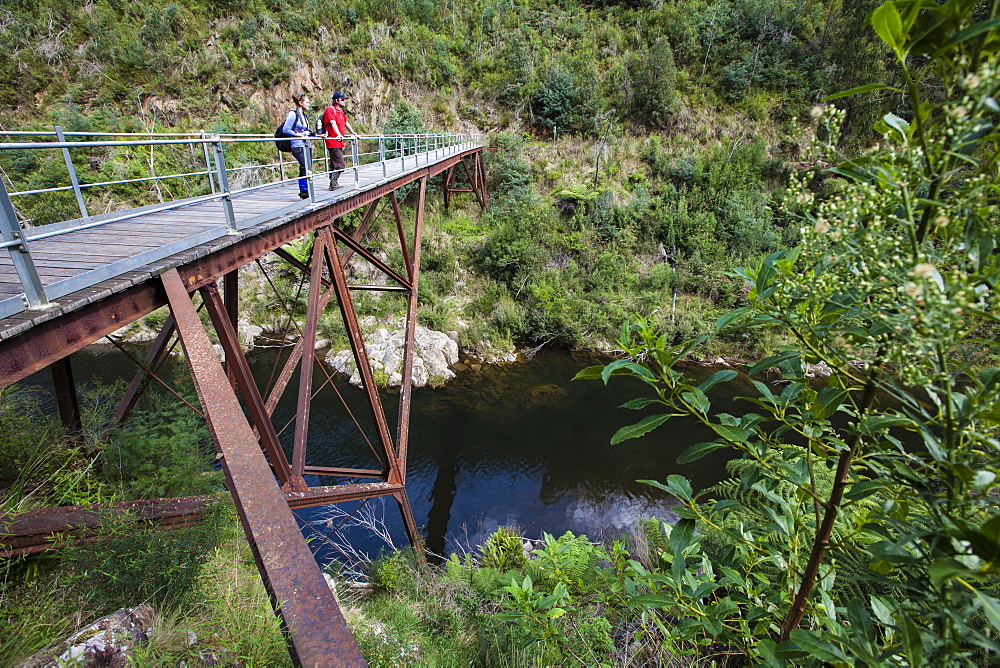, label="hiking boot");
[329,178,340,190]
[299,191,309,199]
